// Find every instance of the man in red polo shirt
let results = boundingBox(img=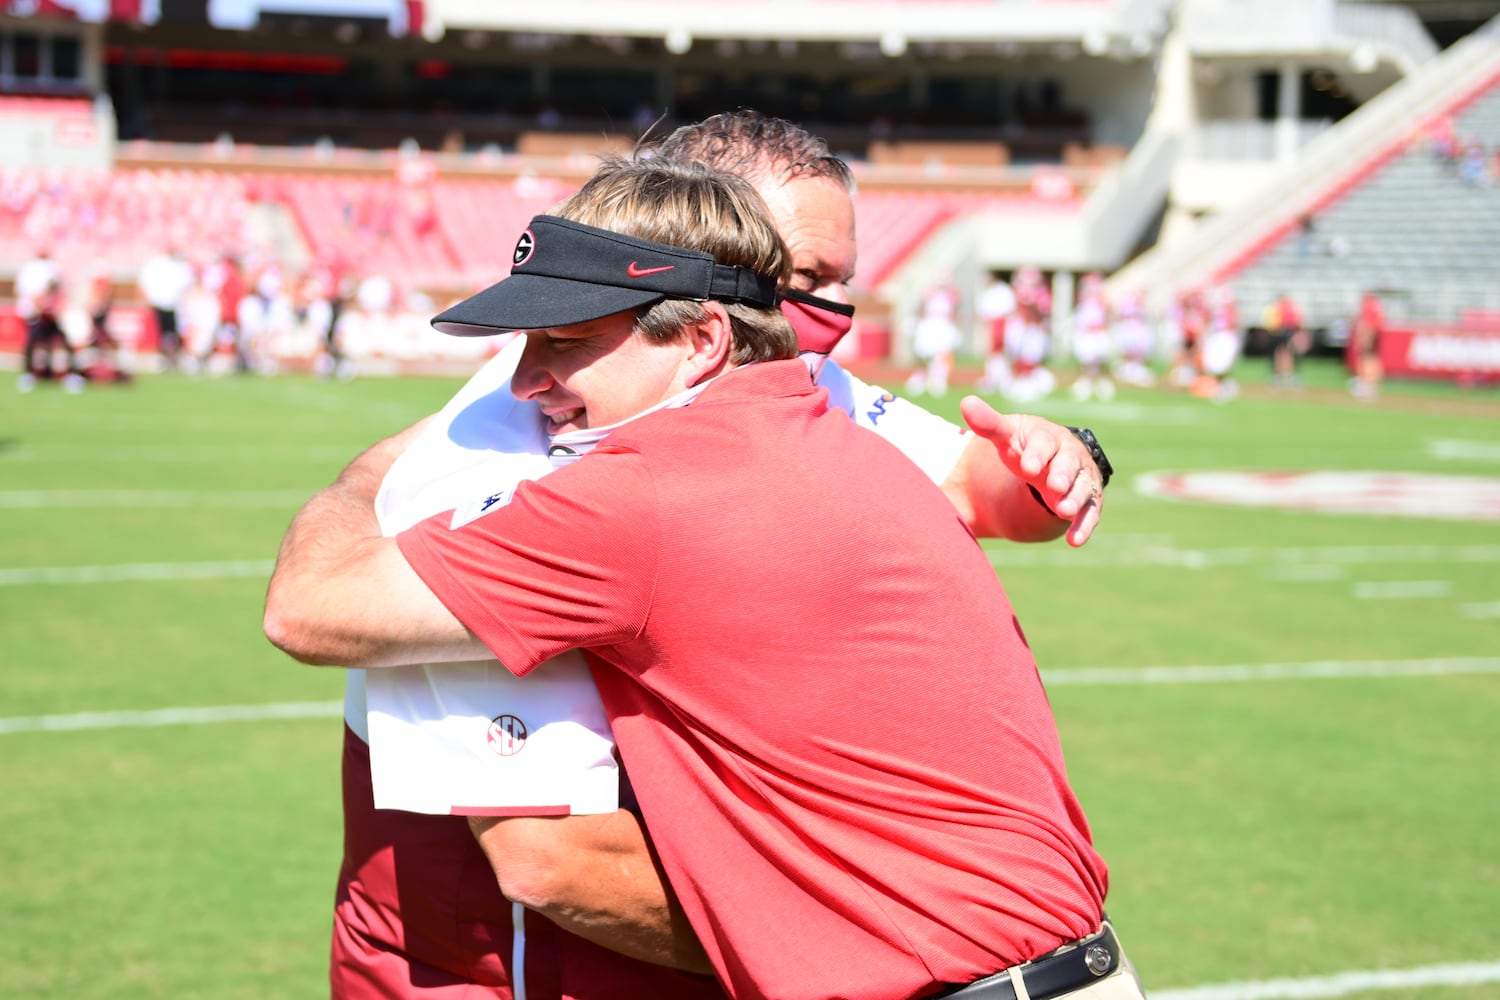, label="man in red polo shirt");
[267,157,1141,1000]
[324,111,1116,1000]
